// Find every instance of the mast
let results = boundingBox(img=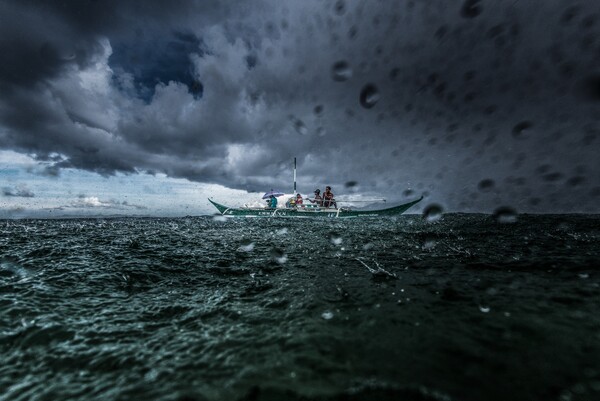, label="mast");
[293,157,297,195]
